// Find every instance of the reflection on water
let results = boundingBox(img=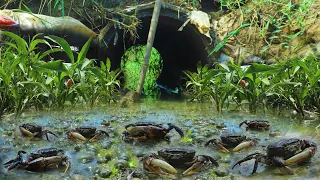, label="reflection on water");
[0,100,319,179]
